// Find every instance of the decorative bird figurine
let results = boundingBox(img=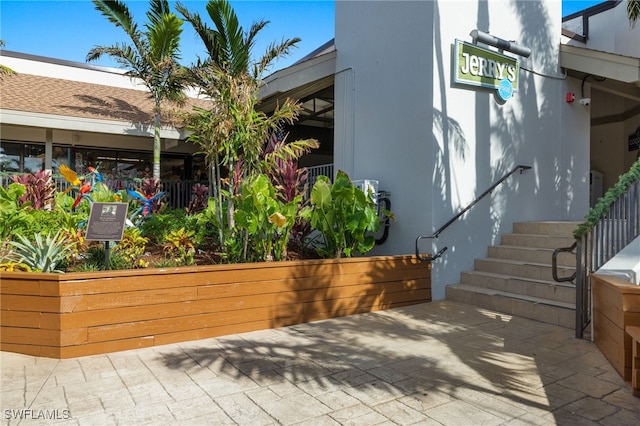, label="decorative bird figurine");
[59,164,83,194]
[72,182,93,209]
[127,189,166,217]
[87,166,103,183]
